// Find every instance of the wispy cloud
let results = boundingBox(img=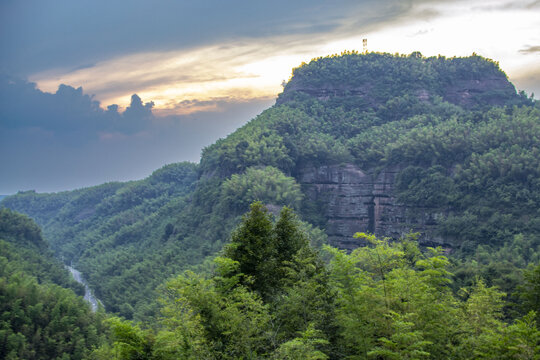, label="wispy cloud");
[471,0,540,11]
[22,0,445,113]
[30,41,322,112]
[24,0,540,115]
[519,45,540,54]
[1,0,384,76]
[511,64,540,97]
